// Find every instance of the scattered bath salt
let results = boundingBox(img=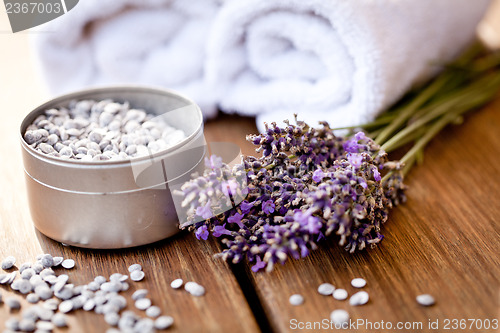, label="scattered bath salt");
[1,253,183,332]
[349,291,369,306]
[184,282,205,296]
[351,278,366,288]
[130,270,145,282]
[146,305,161,318]
[51,313,68,327]
[132,289,148,300]
[6,297,21,310]
[416,294,435,306]
[2,256,16,270]
[135,298,152,311]
[41,254,54,268]
[61,259,75,269]
[289,294,304,306]
[318,283,335,296]
[5,318,20,331]
[36,320,55,331]
[58,300,74,313]
[332,288,348,300]
[52,256,64,266]
[19,318,36,332]
[170,278,183,289]
[330,309,350,326]
[155,316,174,330]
